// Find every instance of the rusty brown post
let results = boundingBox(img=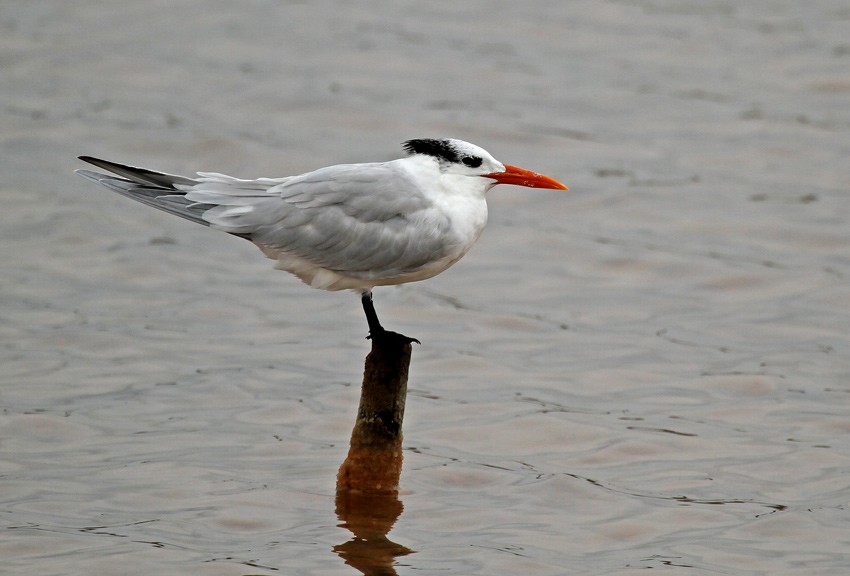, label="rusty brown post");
[336,332,413,493]
[334,331,415,573]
